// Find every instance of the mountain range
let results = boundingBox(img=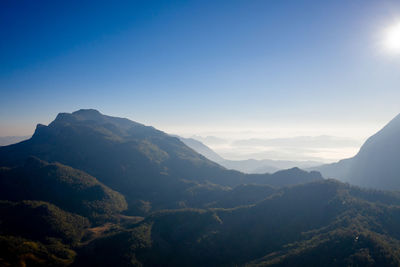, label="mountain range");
[0,109,322,215]
[1,109,400,266]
